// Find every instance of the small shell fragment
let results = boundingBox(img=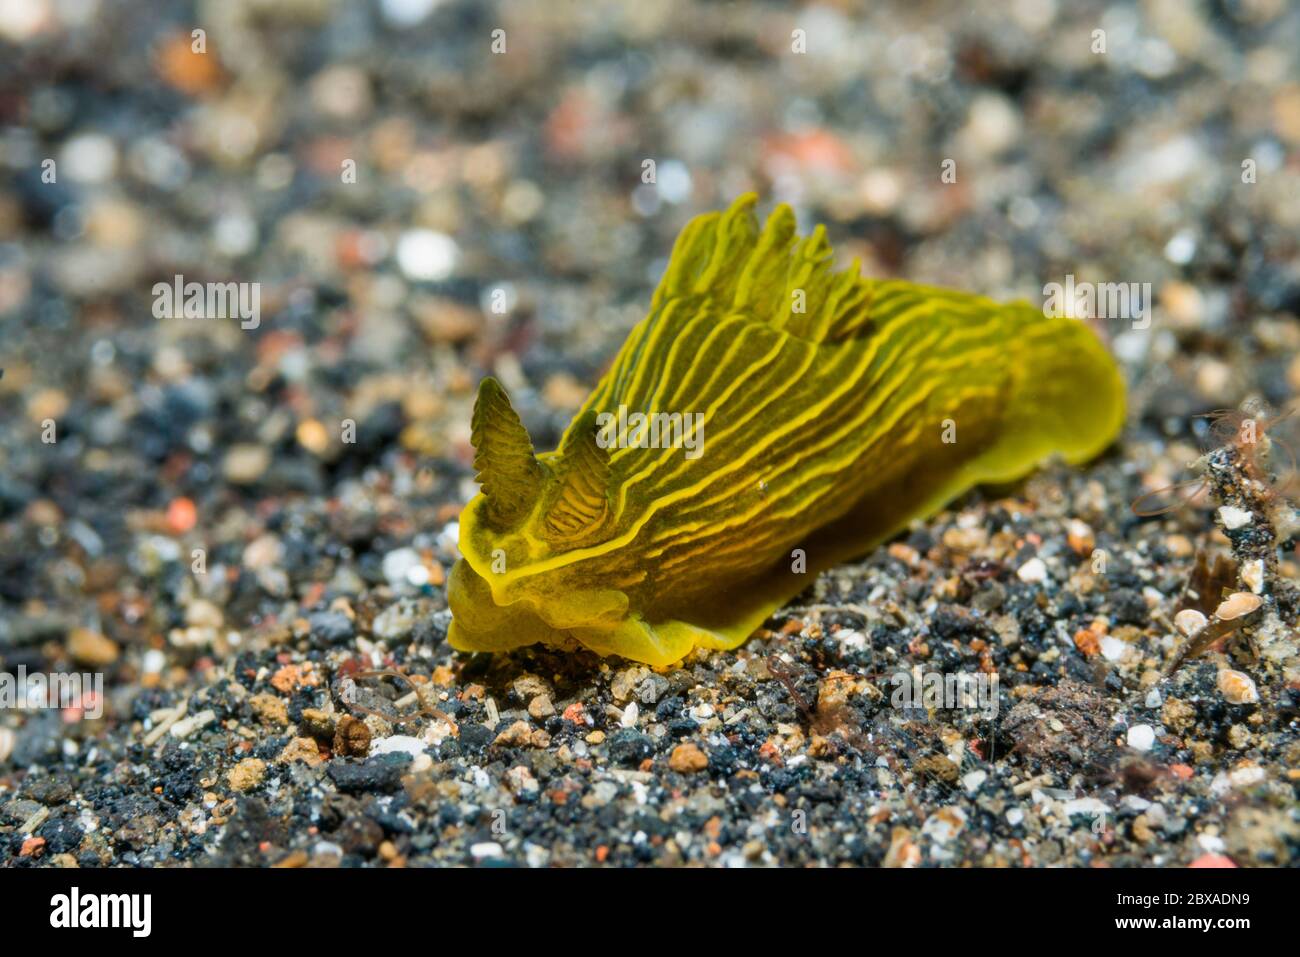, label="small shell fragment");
[1174,608,1207,637]
[1215,592,1263,621]
[1240,559,1264,595]
[1217,670,1259,705]
[1066,519,1095,555]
